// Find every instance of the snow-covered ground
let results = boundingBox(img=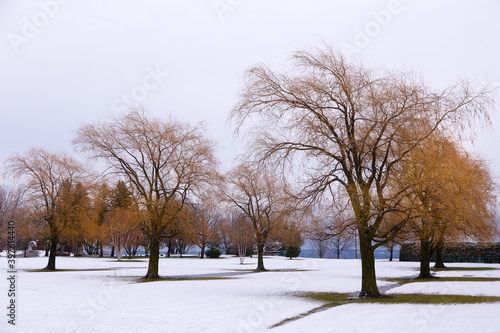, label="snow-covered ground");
[1,255,499,333]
